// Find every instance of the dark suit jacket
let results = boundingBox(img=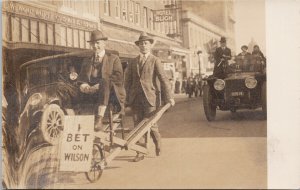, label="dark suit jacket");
[125,54,172,107]
[214,47,232,65]
[78,52,126,112]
